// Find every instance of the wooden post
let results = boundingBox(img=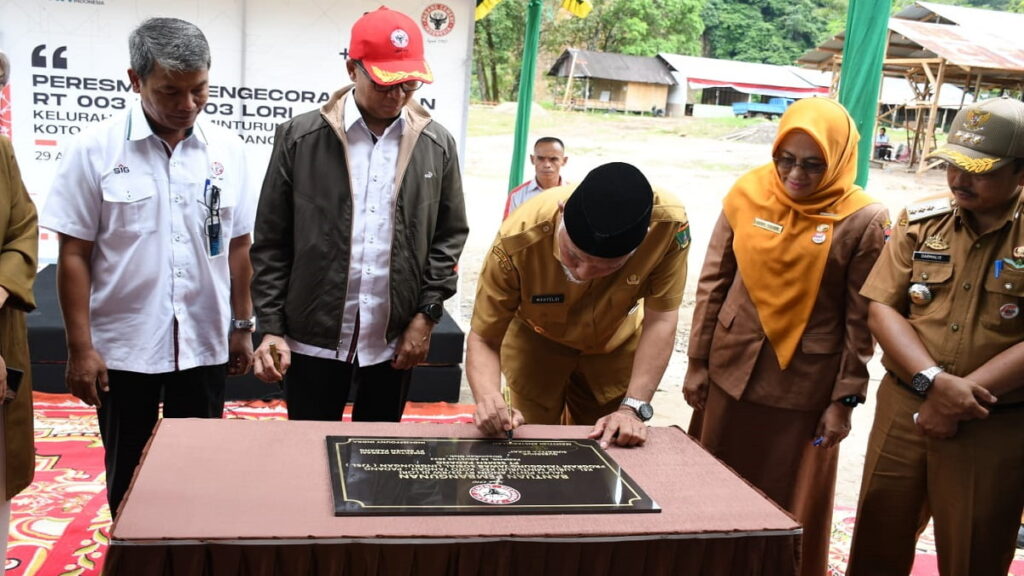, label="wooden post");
[917,59,946,173]
[562,49,578,109]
